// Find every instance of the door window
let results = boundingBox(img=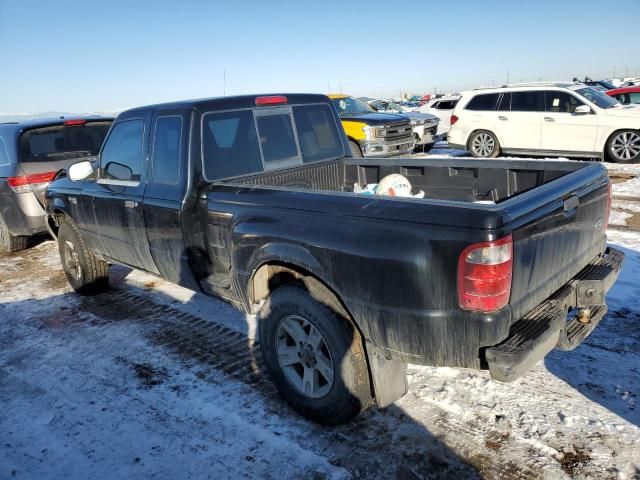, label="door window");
[629,92,640,104]
[151,116,182,185]
[100,119,144,183]
[544,91,585,113]
[497,93,511,111]
[510,91,544,112]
